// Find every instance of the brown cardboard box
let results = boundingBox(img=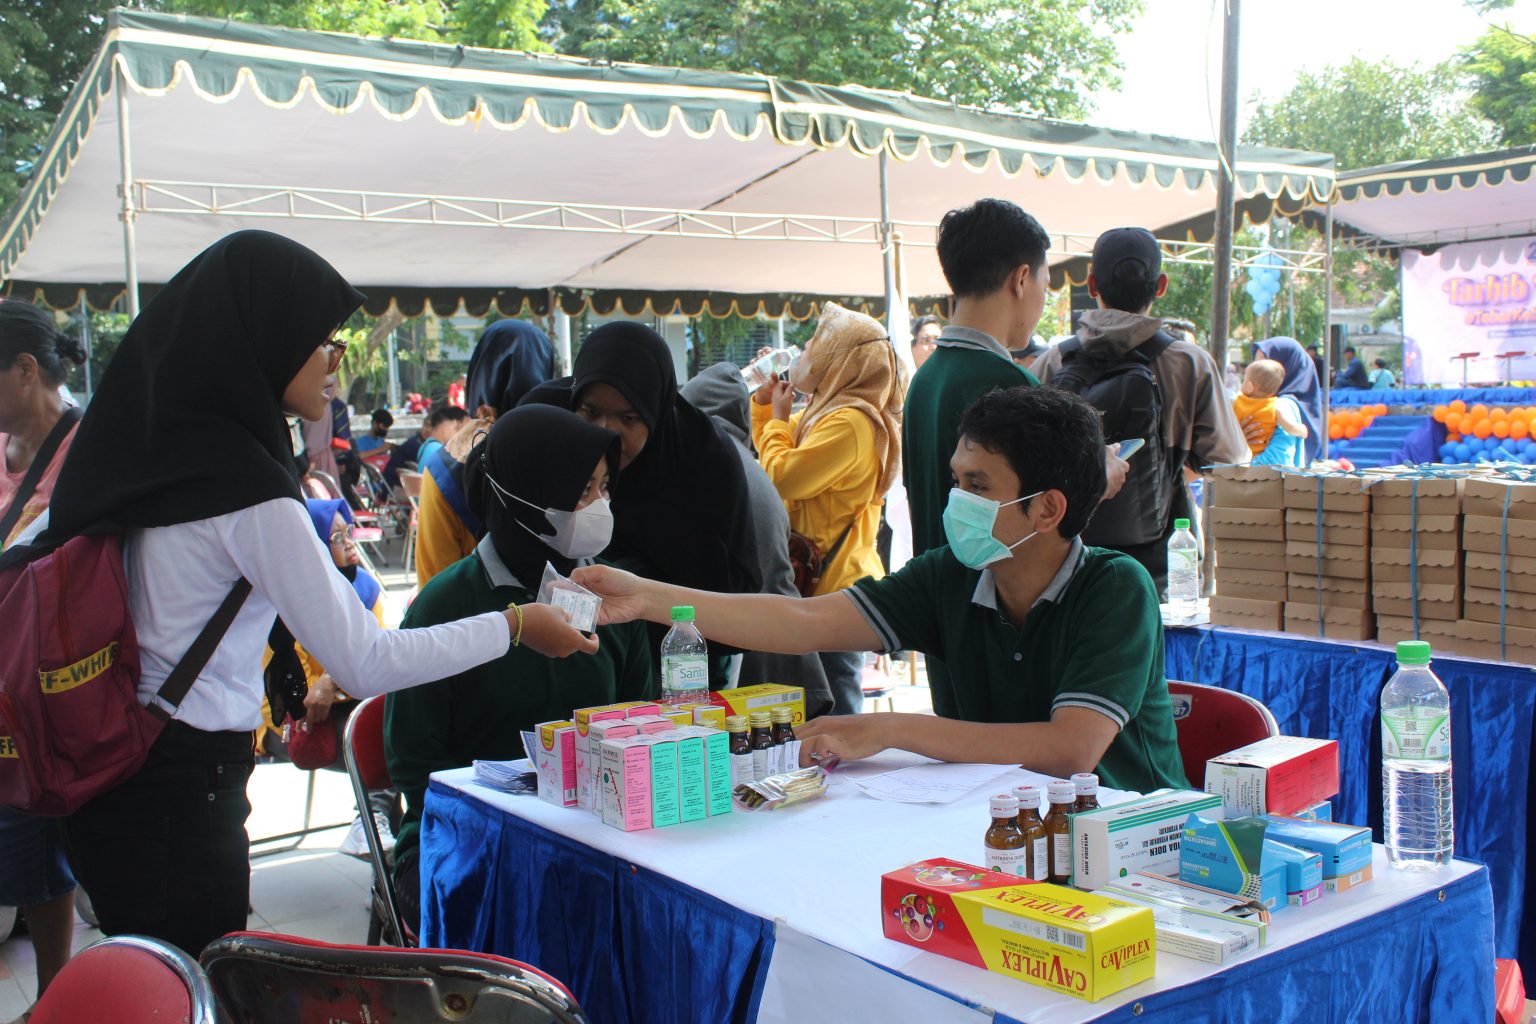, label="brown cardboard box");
[1464,587,1536,629]
[1210,506,1284,540]
[1211,466,1285,509]
[1216,540,1288,572]
[1464,550,1536,594]
[1366,475,1463,516]
[1288,572,1372,610]
[1463,515,1536,556]
[1369,514,1461,551]
[1286,542,1369,580]
[1215,567,1287,601]
[1285,603,1375,641]
[1378,615,1536,665]
[1211,596,1284,631]
[1463,477,1536,521]
[1283,473,1371,513]
[1285,508,1371,545]
[1371,581,1460,621]
[1370,545,1460,585]
[1375,615,1466,654]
